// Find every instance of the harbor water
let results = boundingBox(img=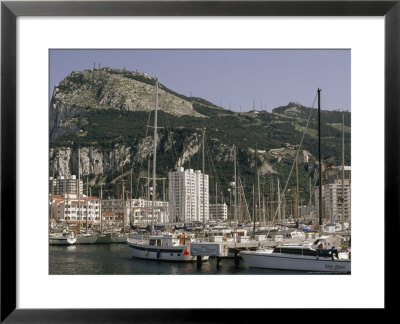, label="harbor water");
[49,244,330,275]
